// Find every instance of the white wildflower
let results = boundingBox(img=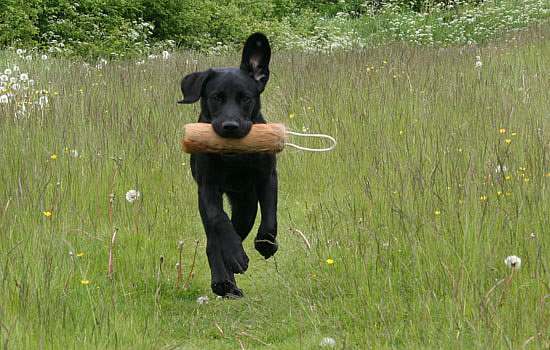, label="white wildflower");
[0,95,8,104]
[495,165,507,173]
[504,255,521,270]
[19,73,29,81]
[4,68,12,75]
[9,77,17,83]
[16,49,24,55]
[125,189,140,203]
[0,75,8,82]
[13,65,20,72]
[196,296,209,305]
[162,51,170,59]
[475,60,483,68]
[25,55,32,61]
[70,149,79,157]
[320,337,336,347]
[41,54,48,60]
